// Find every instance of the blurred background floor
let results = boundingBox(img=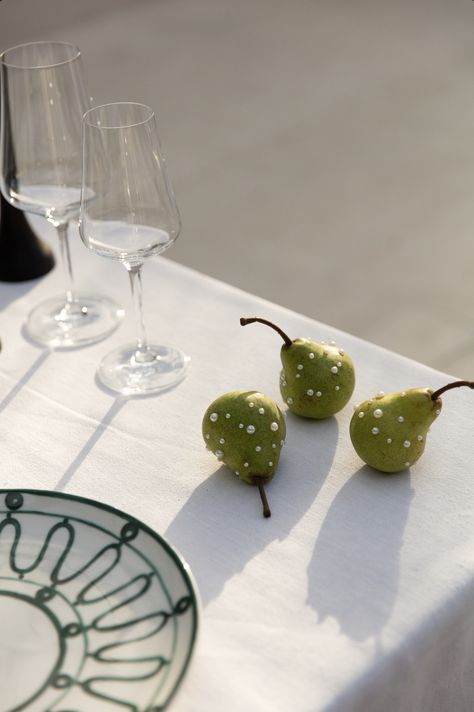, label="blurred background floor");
[1,0,473,377]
